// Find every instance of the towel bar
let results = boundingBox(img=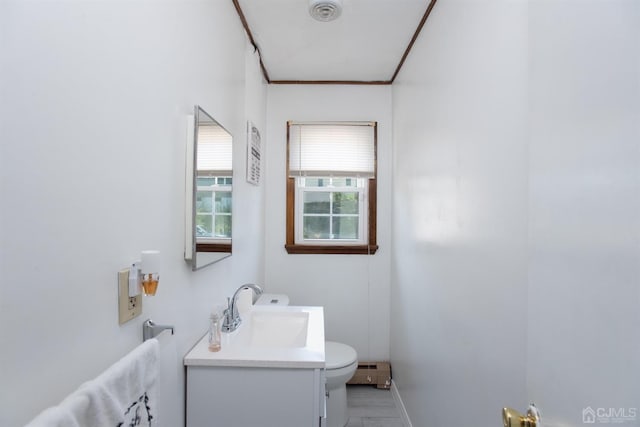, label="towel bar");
[143,319,174,341]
